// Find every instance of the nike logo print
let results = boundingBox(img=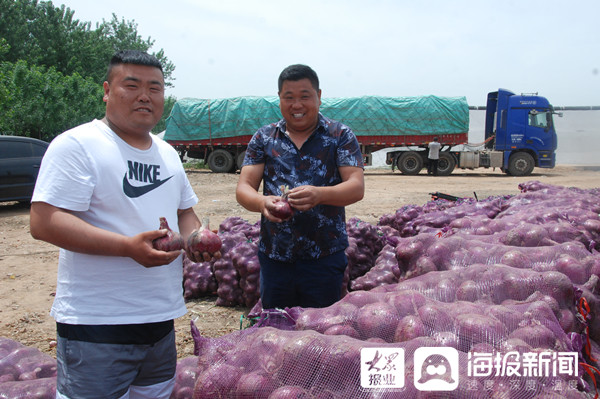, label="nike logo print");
[123,160,174,198]
[123,174,173,198]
